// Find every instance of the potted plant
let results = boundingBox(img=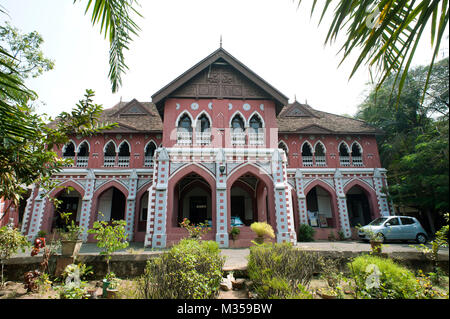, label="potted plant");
[105,272,121,299]
[87,215,128,297]
[58,212,84,257]
[250,222,275,245]
[180,218,211,240]
[357,226,384,253]
[229,226,240,241]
